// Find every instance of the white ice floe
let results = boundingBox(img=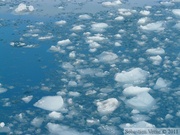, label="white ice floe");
[68,92,80,97]
[99,125,120,135]
[140,22,165,31]
[79,14,92,20]
[118,8,135,16]
[31,117,43,127]
[121,121,155,128]
[114,16,124,21]
[172,9,180,16]
[131,114,150,122]
[0,87,7,94]
[149,55,162,65]
[49,46,61,52]
[55,20,67,25]
[48,111,63,120]
[154,77,170,89]
[14,3,34,13]
[72,25,85,31]
[21,95,33,103]
[34,96,64,111]
[68,81,77,87]
[47,123,91,135]
[87,34,107,42]
[146,47,165,55]
[126,92,155,112]
[123,86,151,96]
[137,17,149,24]
[102,0,122,7]
[0,122,10,133]
[91,23,108,32]
[140,10,150,15]
[96,98,119,115]
[115,68,149,85]
[97,51,118,63]
[57,39,71,46]
[174,22,180,29]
